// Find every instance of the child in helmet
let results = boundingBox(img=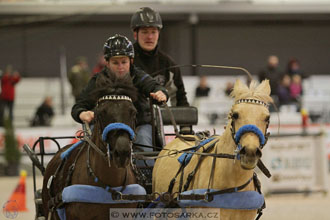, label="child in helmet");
[71,34,168,165]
